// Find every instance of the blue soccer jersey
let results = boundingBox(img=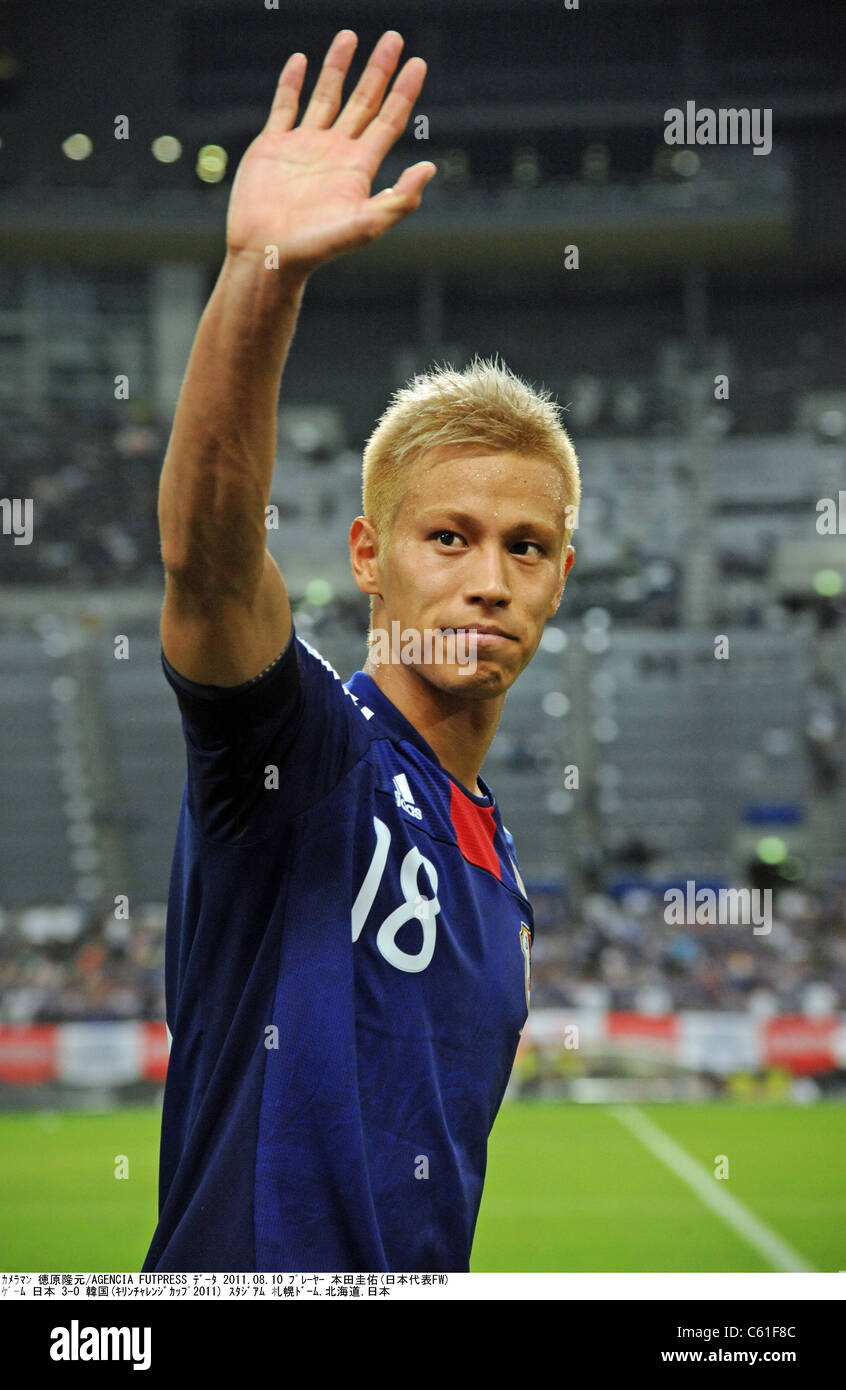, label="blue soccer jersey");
[142,623,534,1273]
